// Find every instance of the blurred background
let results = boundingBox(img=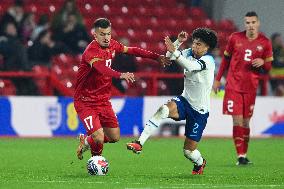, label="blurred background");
[0,0,283,137]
